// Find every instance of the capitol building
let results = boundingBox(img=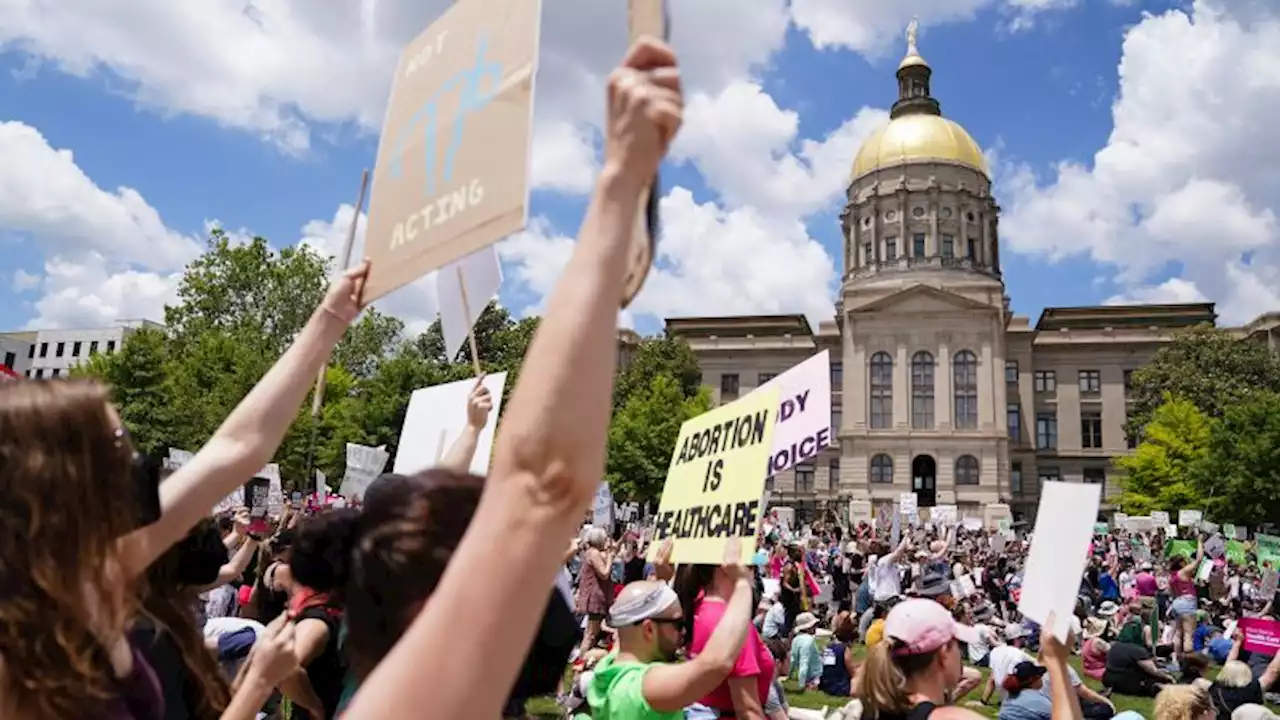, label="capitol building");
[665,31,1280,523]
